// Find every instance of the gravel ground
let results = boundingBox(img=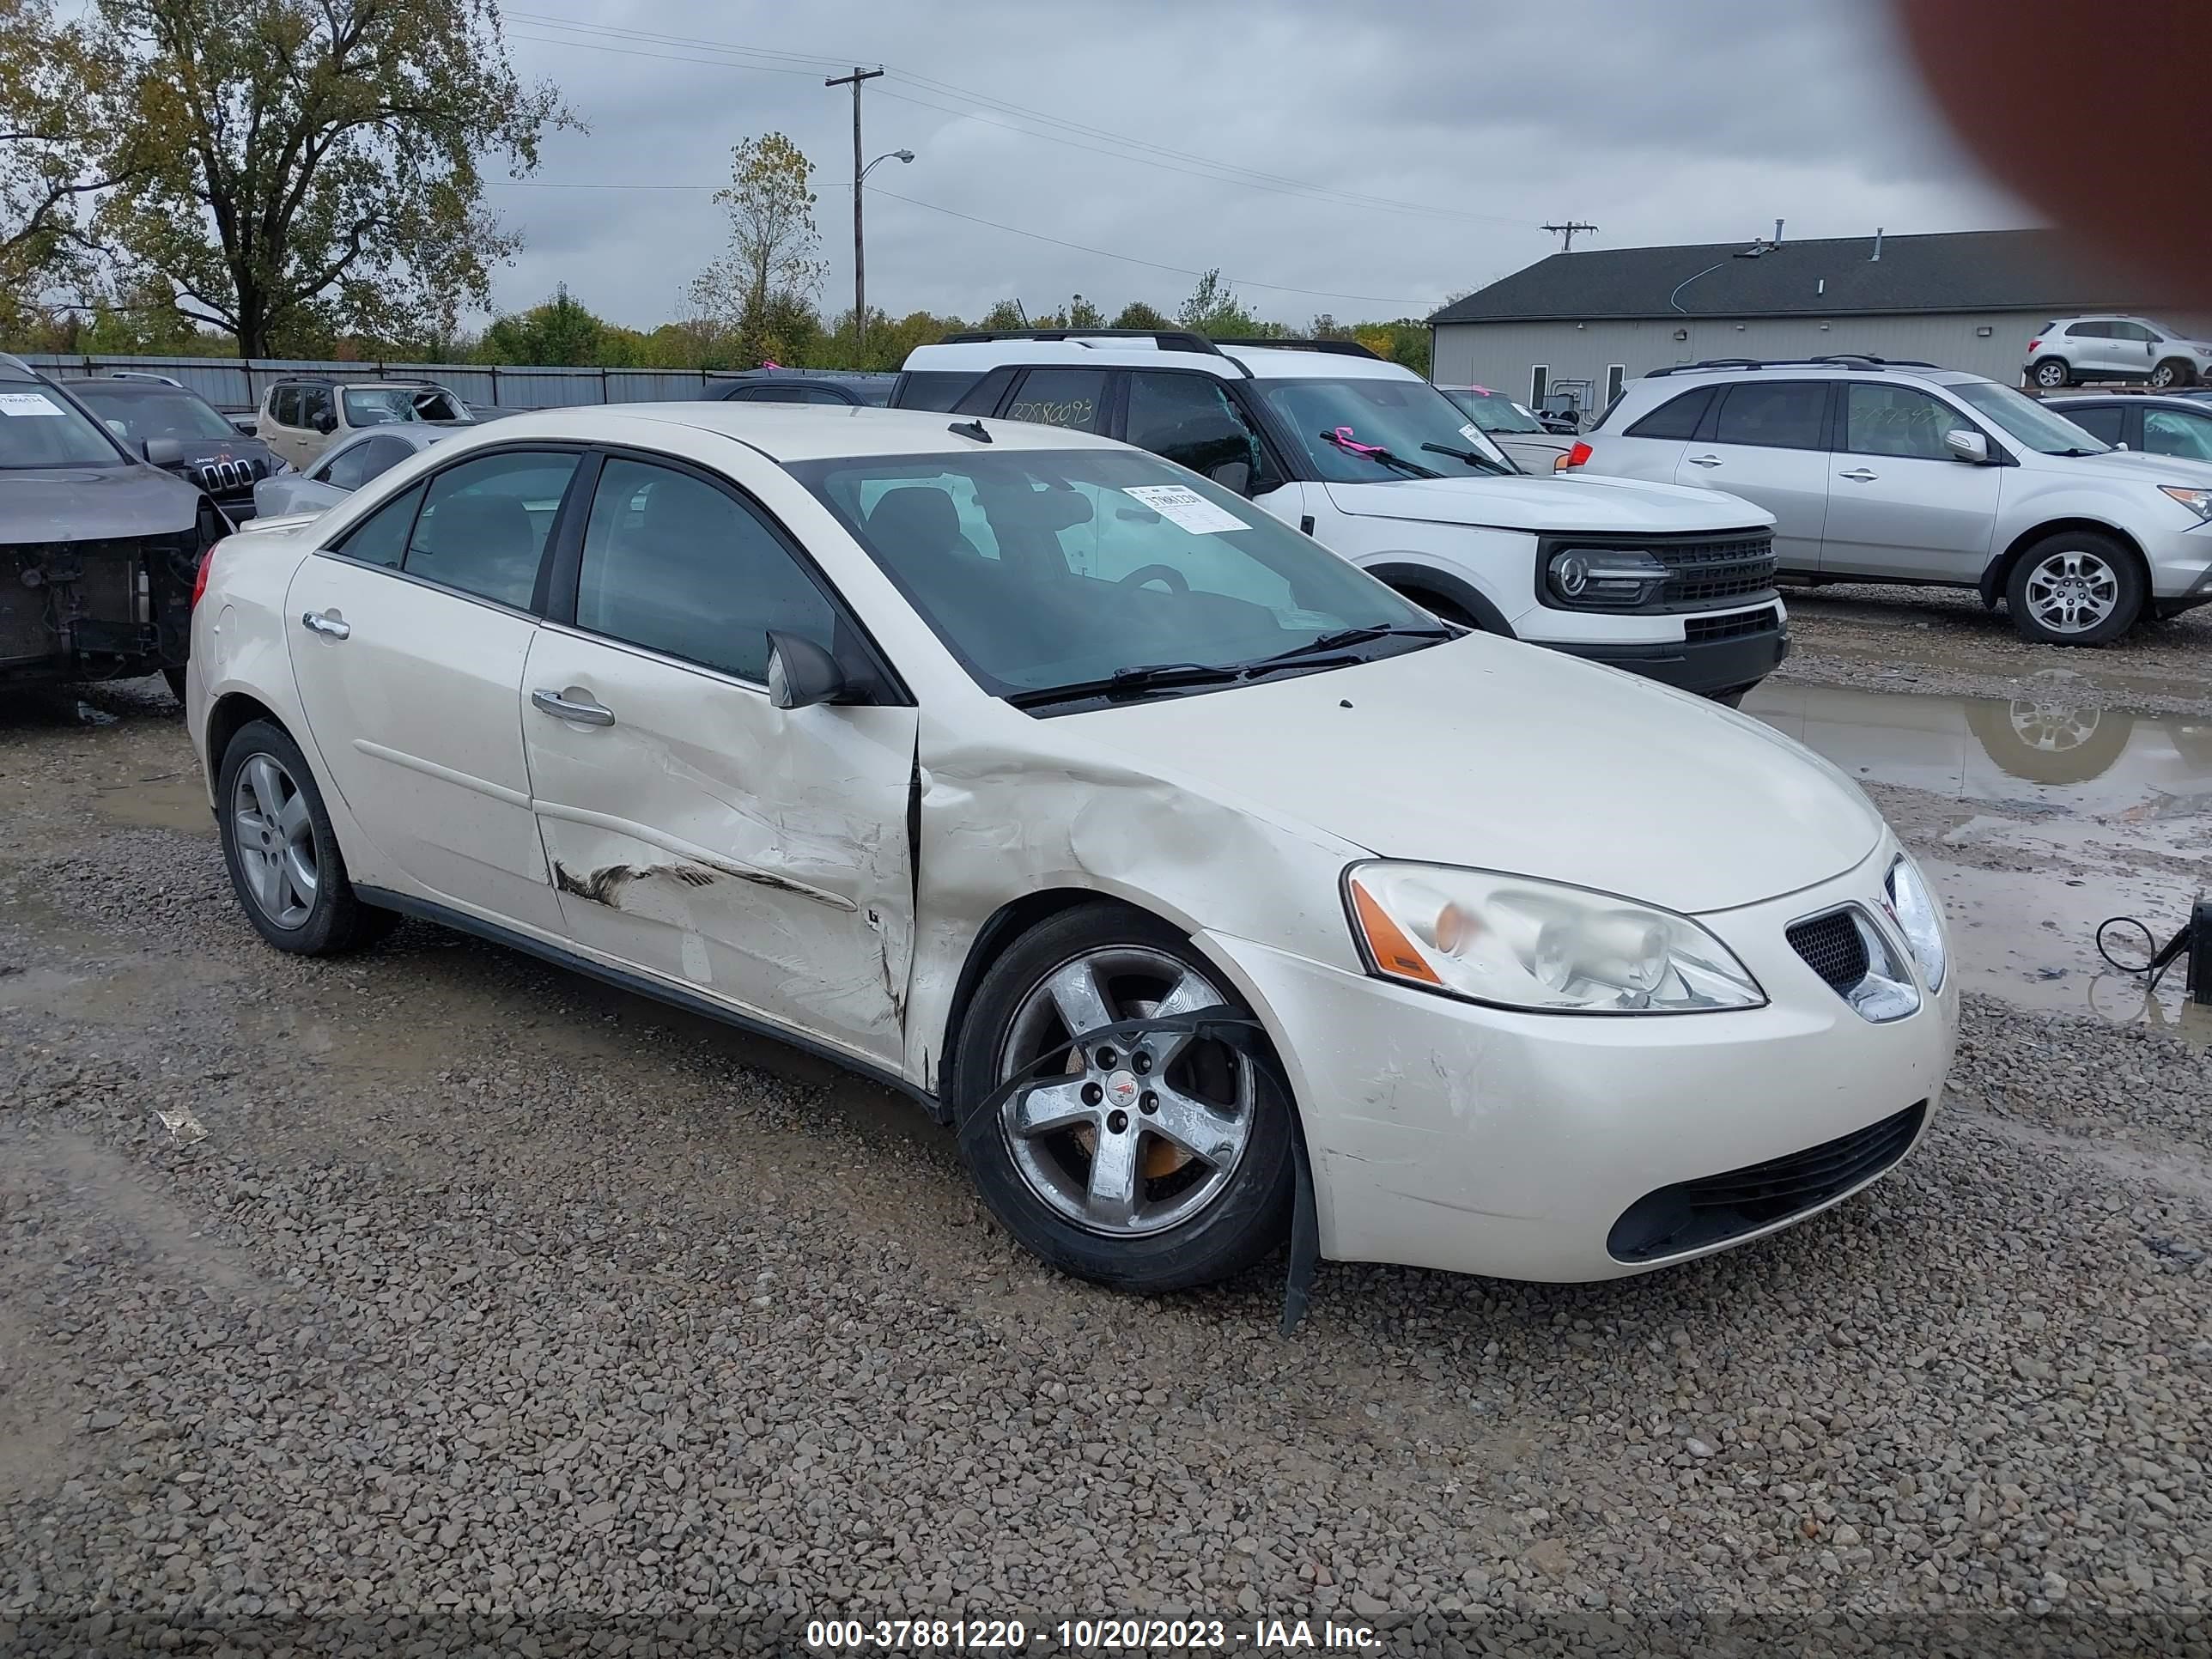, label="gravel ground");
[1778,586,2212,717]
[2,679,2208,1658]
